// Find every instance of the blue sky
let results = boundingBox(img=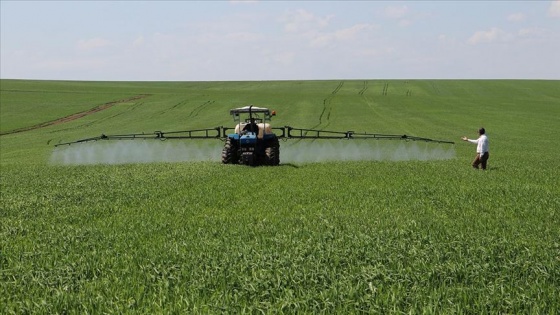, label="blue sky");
[1,0,559,81]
